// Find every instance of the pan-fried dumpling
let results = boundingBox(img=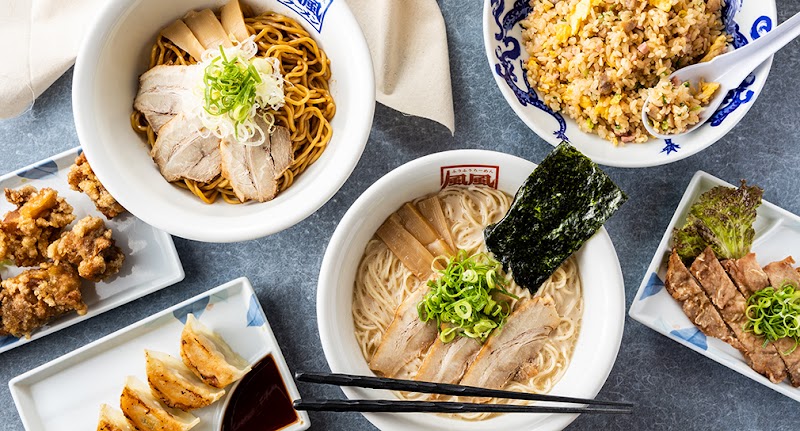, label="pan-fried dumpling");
[180,314,251,388]
[97,404,133,431]
[145,350,225,410]
[120,376,199,431]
